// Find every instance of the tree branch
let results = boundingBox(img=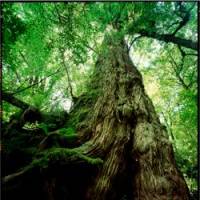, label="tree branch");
[139,30,197,51]
[177,45,197,57]
[128,35,142,51]
[11,67,62,95]
[171,2,195,36]
[168,53,190,90]
[161,112,175,142]
[60,49,76,100]
[2,91,30,110]
[130,3,197,51]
